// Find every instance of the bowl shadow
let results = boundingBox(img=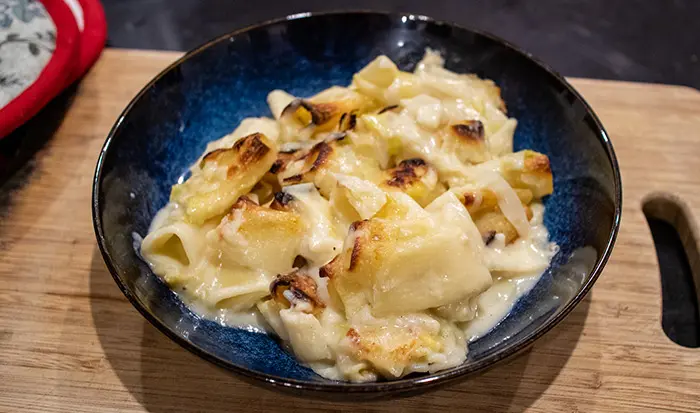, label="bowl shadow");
[90,247,594,412]
[0,84,78,217]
